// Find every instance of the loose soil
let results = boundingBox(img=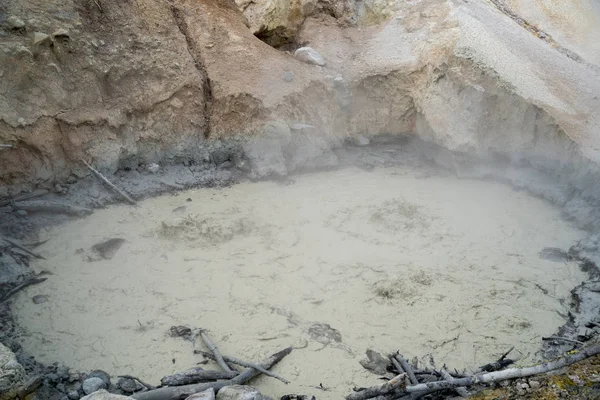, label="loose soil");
[11,166,587,399]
